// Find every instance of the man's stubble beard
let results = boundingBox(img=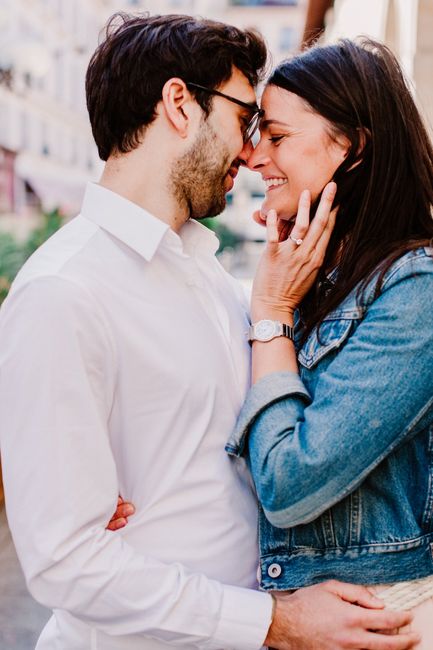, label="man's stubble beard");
[169,120,232,220]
